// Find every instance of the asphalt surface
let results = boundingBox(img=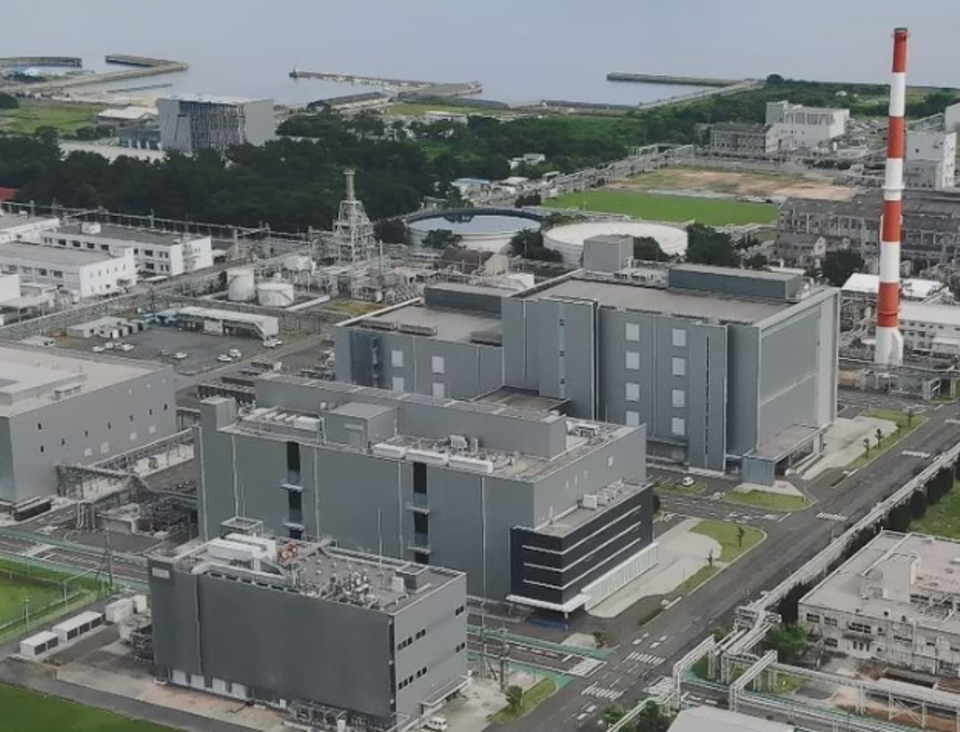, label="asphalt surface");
[506,399,960,732]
